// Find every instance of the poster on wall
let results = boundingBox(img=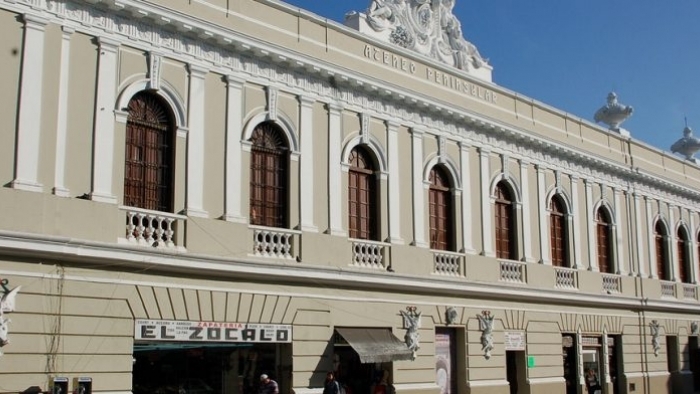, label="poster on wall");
[134,319,292,343]
[435,333,451,394]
